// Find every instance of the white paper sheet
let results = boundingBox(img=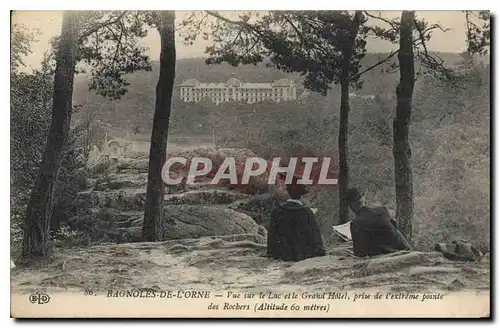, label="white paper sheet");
[332,221,352,241]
